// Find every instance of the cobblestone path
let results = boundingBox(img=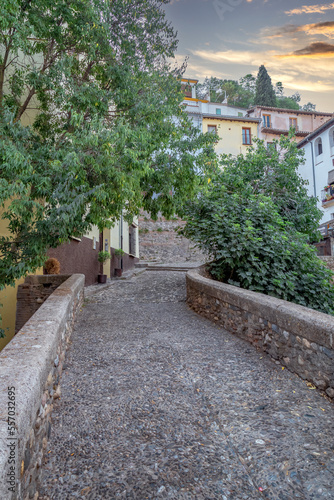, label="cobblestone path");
[40,271,334,500]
